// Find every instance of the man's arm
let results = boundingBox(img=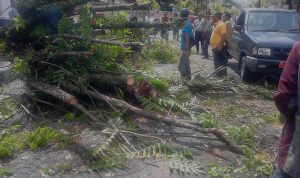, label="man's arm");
[273,42,300,120]
[218,23,227,50]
